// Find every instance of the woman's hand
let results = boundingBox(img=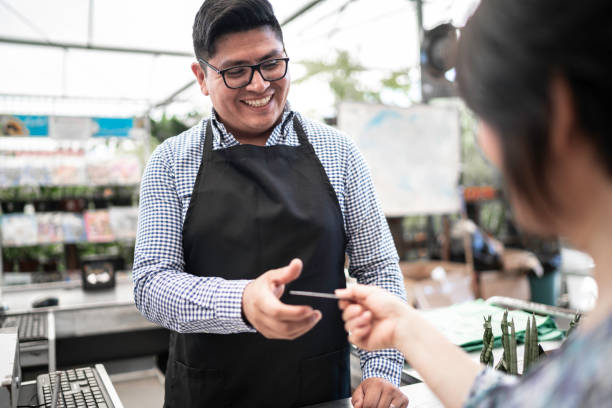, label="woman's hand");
[336,284,410,351]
